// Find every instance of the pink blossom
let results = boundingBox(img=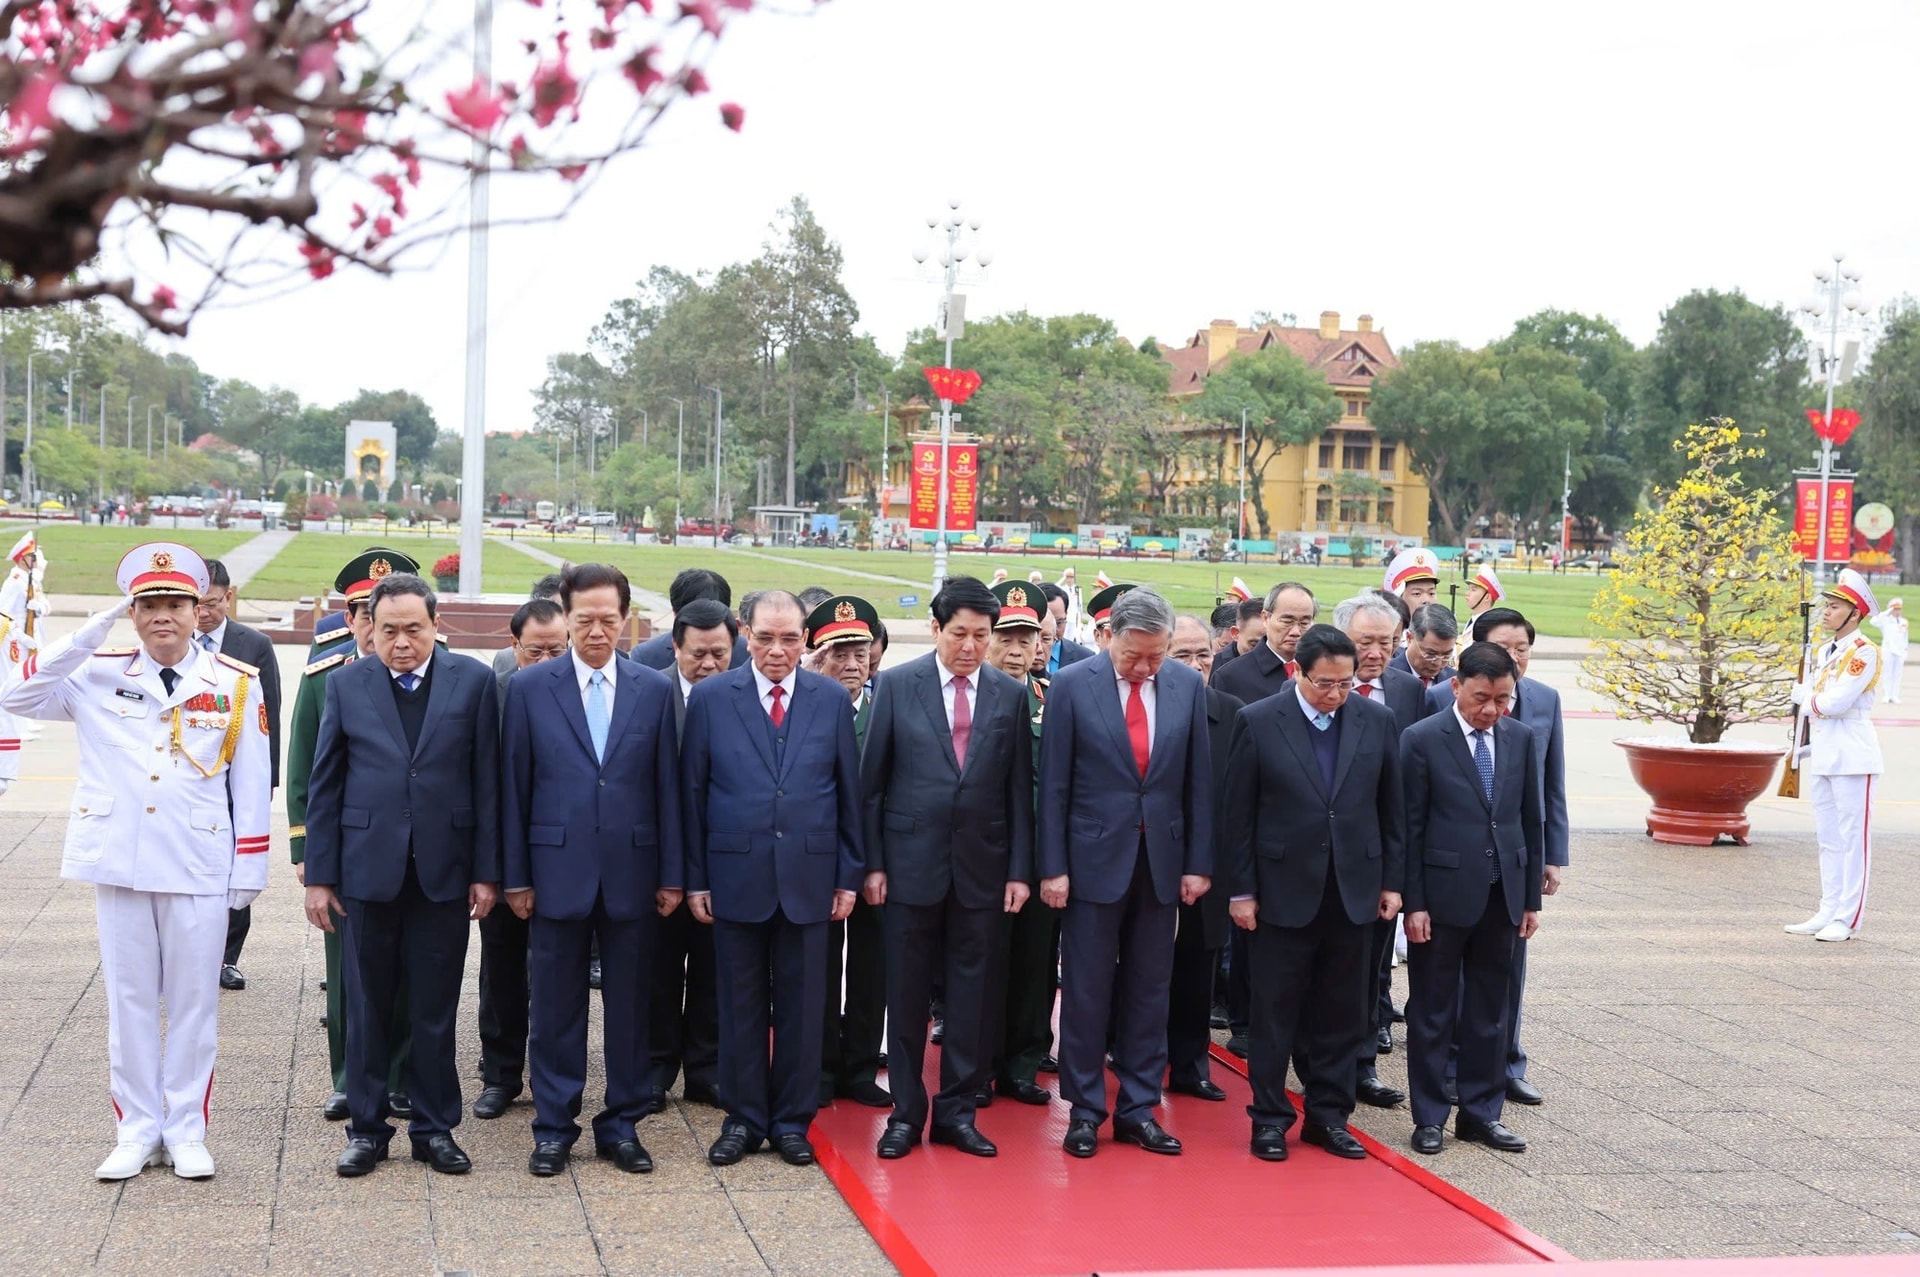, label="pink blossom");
[299,39,339,82]
[681,0,725,36]
[623,47,664,95]
[446,77,509,133]
[151,286,177,312]
[589,26,614,49]
[719,101,744,132]
[298,241,336,280]
[558,162,588,181]
[5,71,57,137]
[373,215,393,239]
[528,50,580,128]
[681,67,709,95]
